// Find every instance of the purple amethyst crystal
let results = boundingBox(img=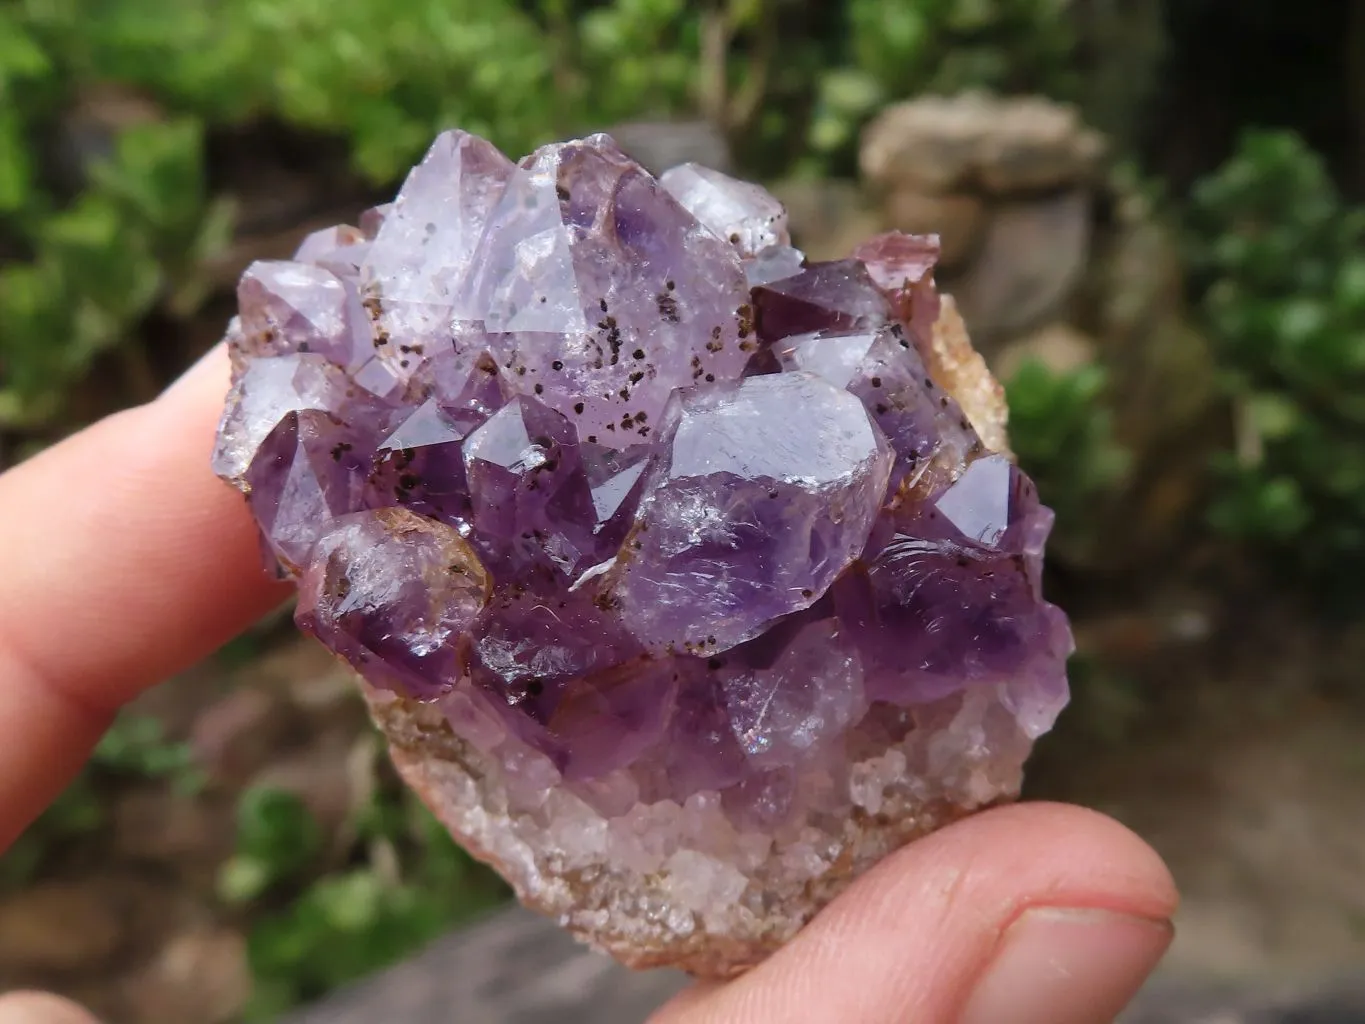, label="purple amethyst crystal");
[214,129,1072,966]
[295,507,490,701]
[602,371,893,654]
[659,163,790,259]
